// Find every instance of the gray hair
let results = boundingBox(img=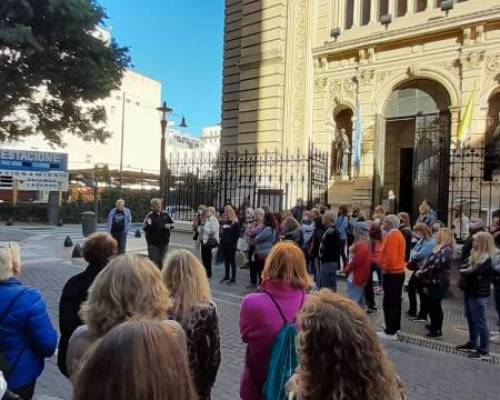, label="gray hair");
[245,208,255,216]
[0,242,21,281]
[384,214,400,230]
[254,208,265,217]
[150,198,162,207]
[116,199,125,205]
[322,210,337,225]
